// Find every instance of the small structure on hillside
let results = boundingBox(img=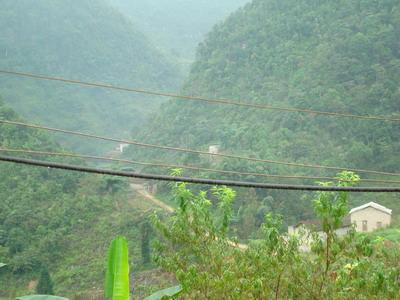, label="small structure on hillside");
[288,216,352,238]
[209,145,220,155]
[117,143,129,153]
[288,202,392,251]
